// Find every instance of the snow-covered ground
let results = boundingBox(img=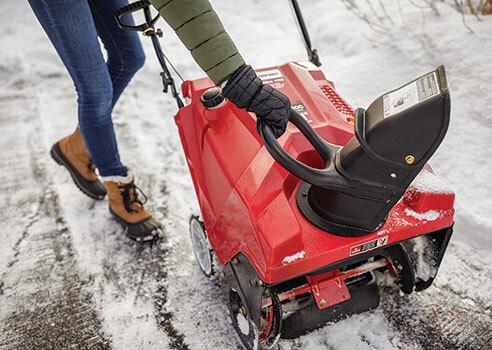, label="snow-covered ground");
[0,0,491,349]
